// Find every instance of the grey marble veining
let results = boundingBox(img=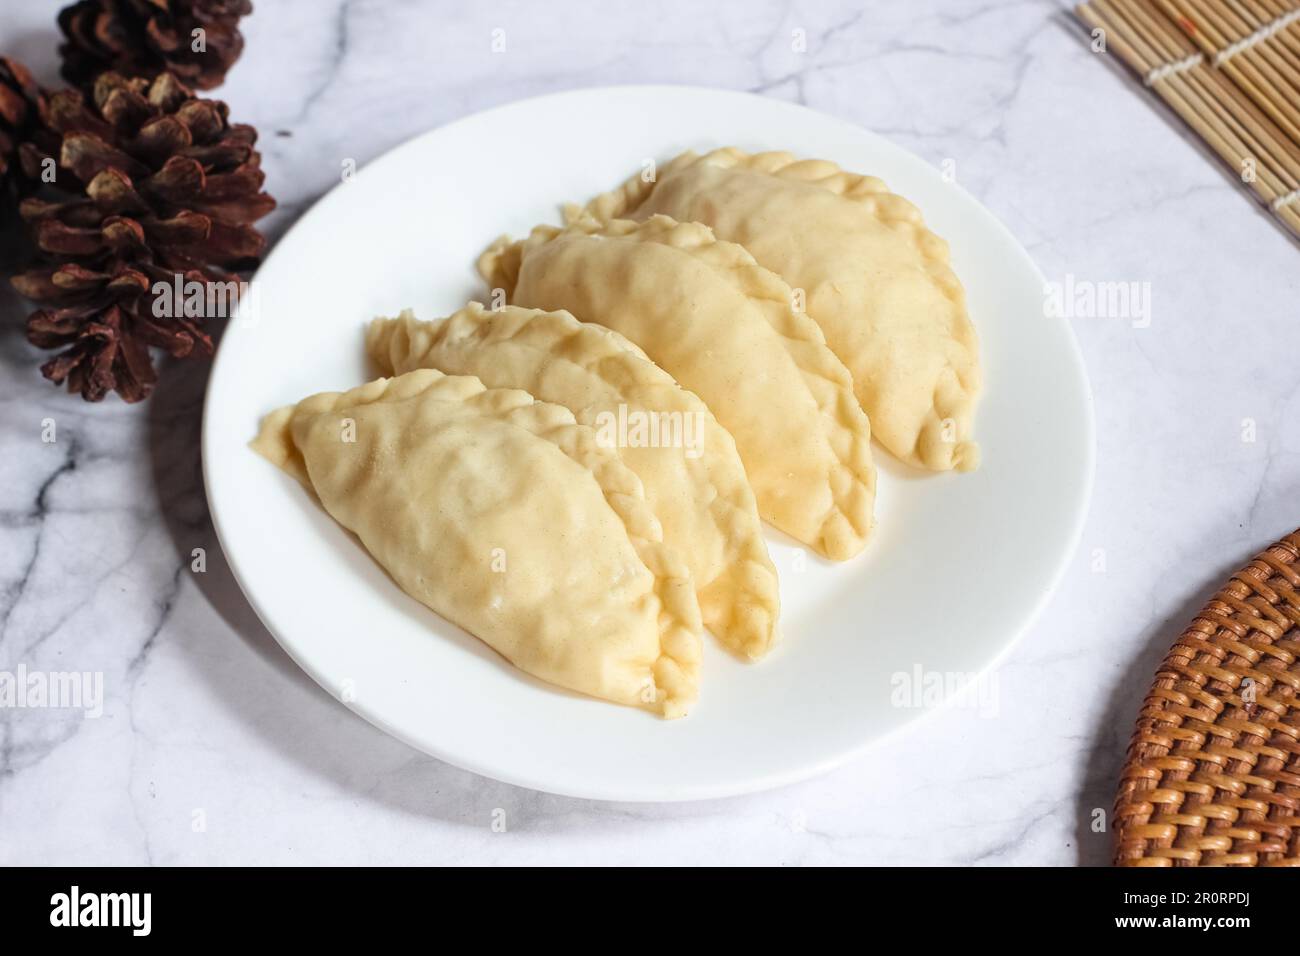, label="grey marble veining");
[2,0,1298,865]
